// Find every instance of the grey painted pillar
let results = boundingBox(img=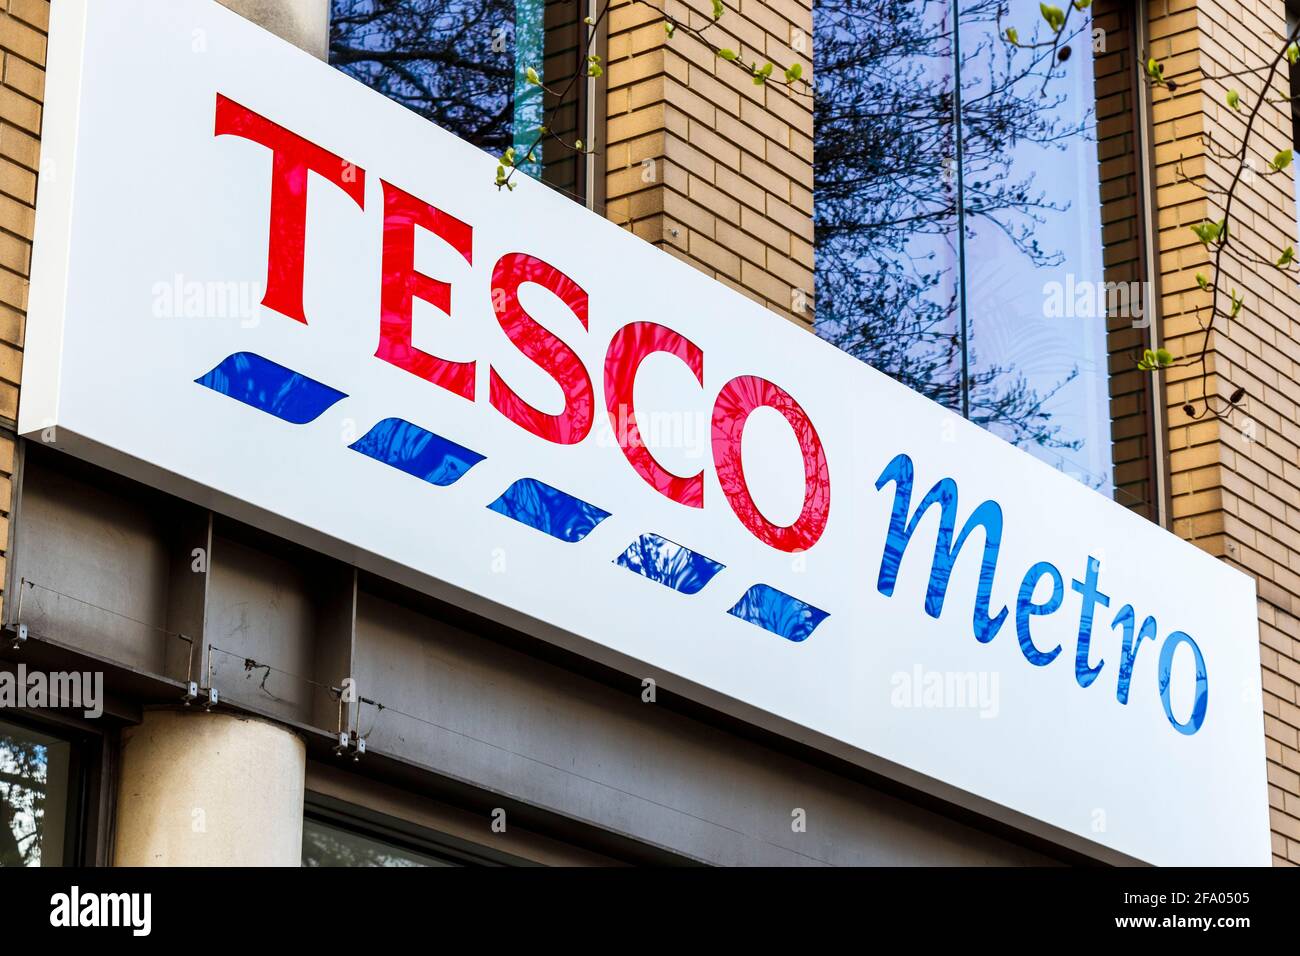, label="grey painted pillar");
[217,0,330,59]
[113,711,306,866]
